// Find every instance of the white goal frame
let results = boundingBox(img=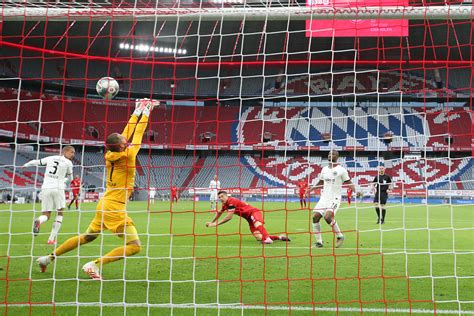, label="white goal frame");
[2,5,473,21]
